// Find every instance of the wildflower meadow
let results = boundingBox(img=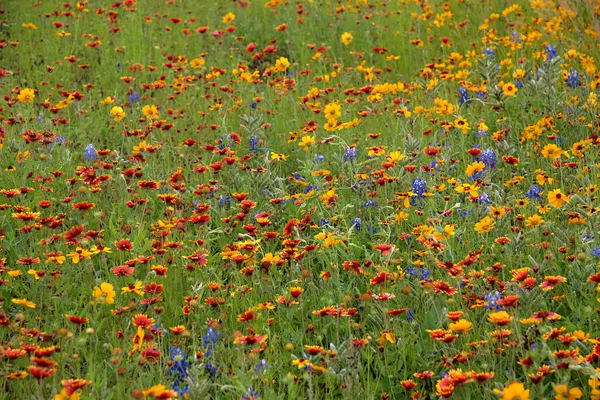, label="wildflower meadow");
[2,0,600,399]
